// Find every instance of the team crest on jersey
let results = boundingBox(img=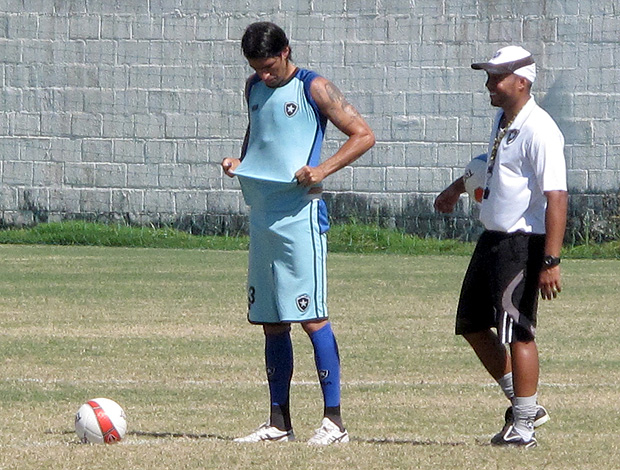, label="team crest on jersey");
[284,102,298,117]
[296,294,310,312]
[506,129,519,144]
[318,370,329,380]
